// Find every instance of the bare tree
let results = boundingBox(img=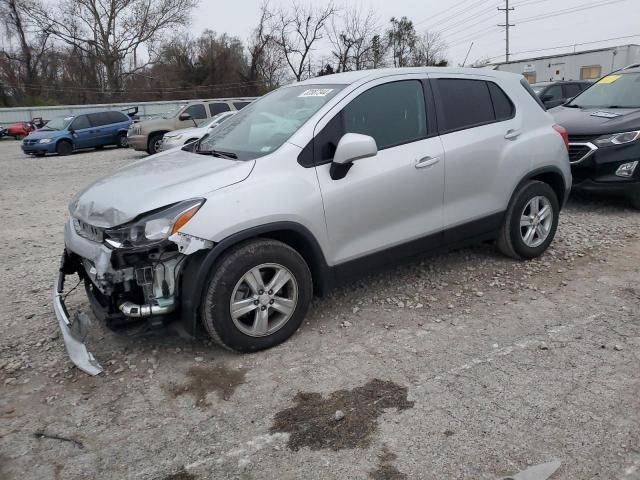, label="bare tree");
[247,1,285,91]
[413,31,448,66]
[387,16,417,68]
[26,0,199,92]
[275,1,336,82]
